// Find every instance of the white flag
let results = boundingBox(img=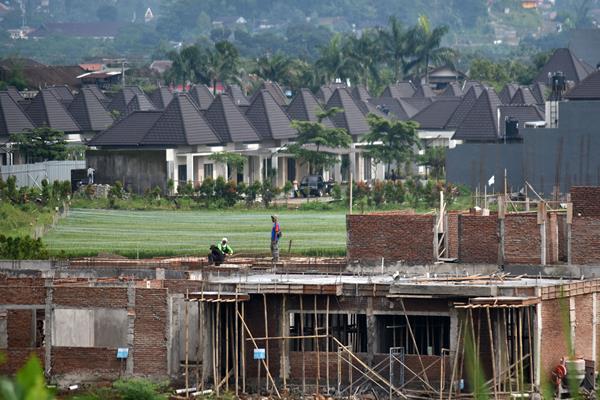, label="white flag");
[488,175,495,186]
